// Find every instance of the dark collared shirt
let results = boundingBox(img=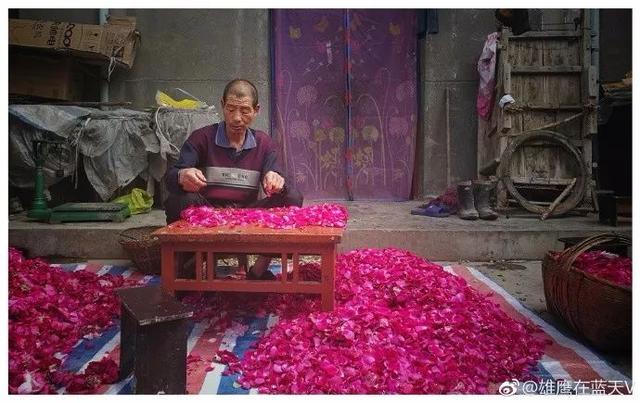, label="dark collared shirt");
[215,121,257,152]
[166,122,282,203]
